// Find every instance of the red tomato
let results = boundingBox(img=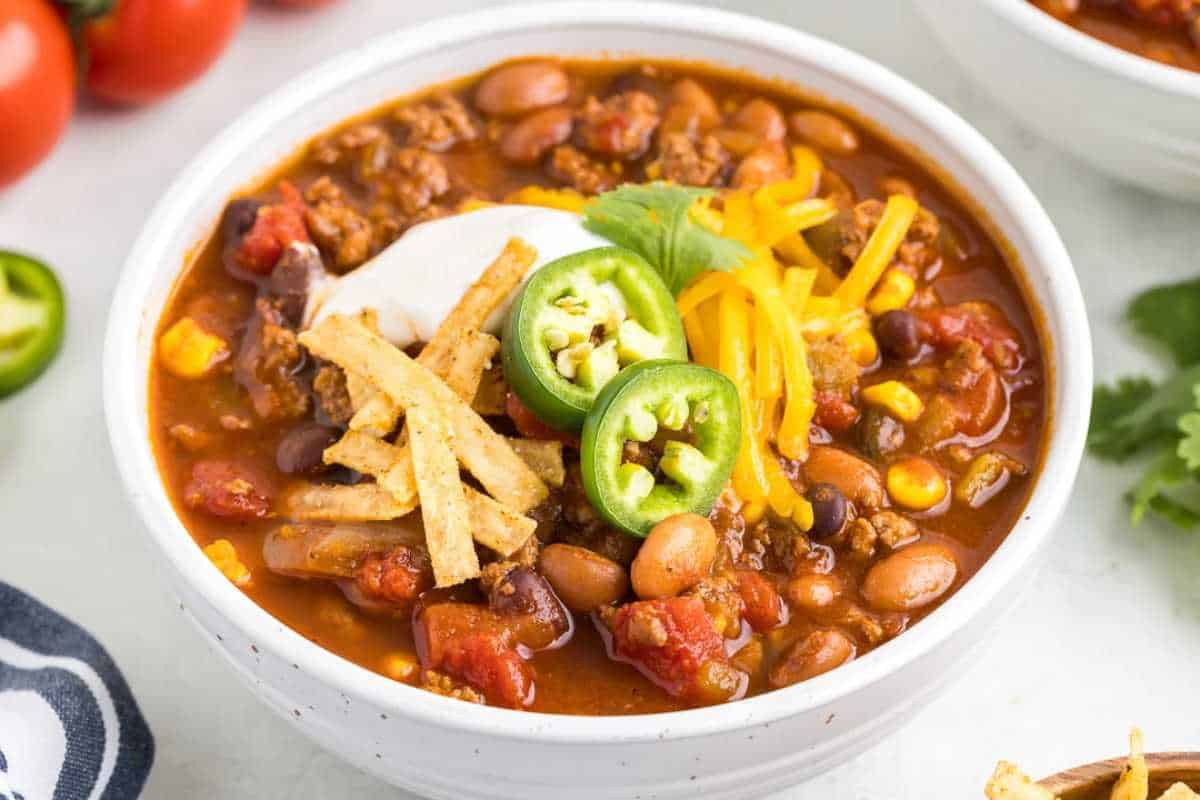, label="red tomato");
[81,0,247,105]
[0,0,75,187]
